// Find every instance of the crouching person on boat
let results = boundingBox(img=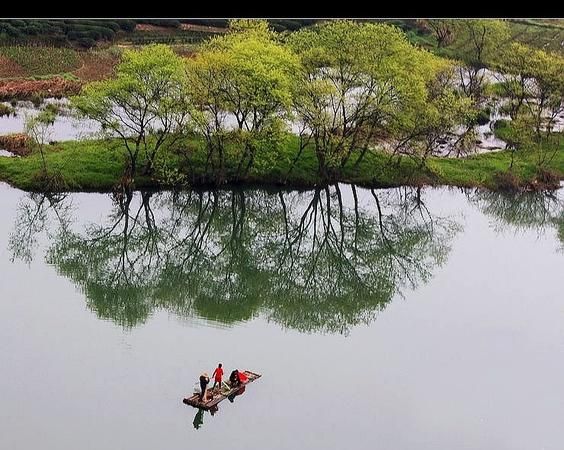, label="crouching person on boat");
[229,369,249,387]
[229,369,240,387]
[238,371,248,383]
[199,372,210,402]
